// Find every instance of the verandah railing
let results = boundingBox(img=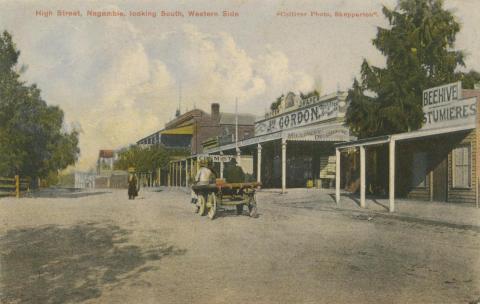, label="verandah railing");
[0,176,30,198]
